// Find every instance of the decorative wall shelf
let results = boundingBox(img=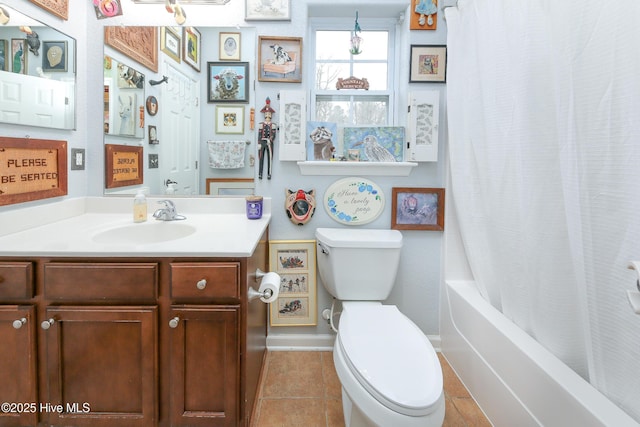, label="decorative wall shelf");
[297,161,418,176]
